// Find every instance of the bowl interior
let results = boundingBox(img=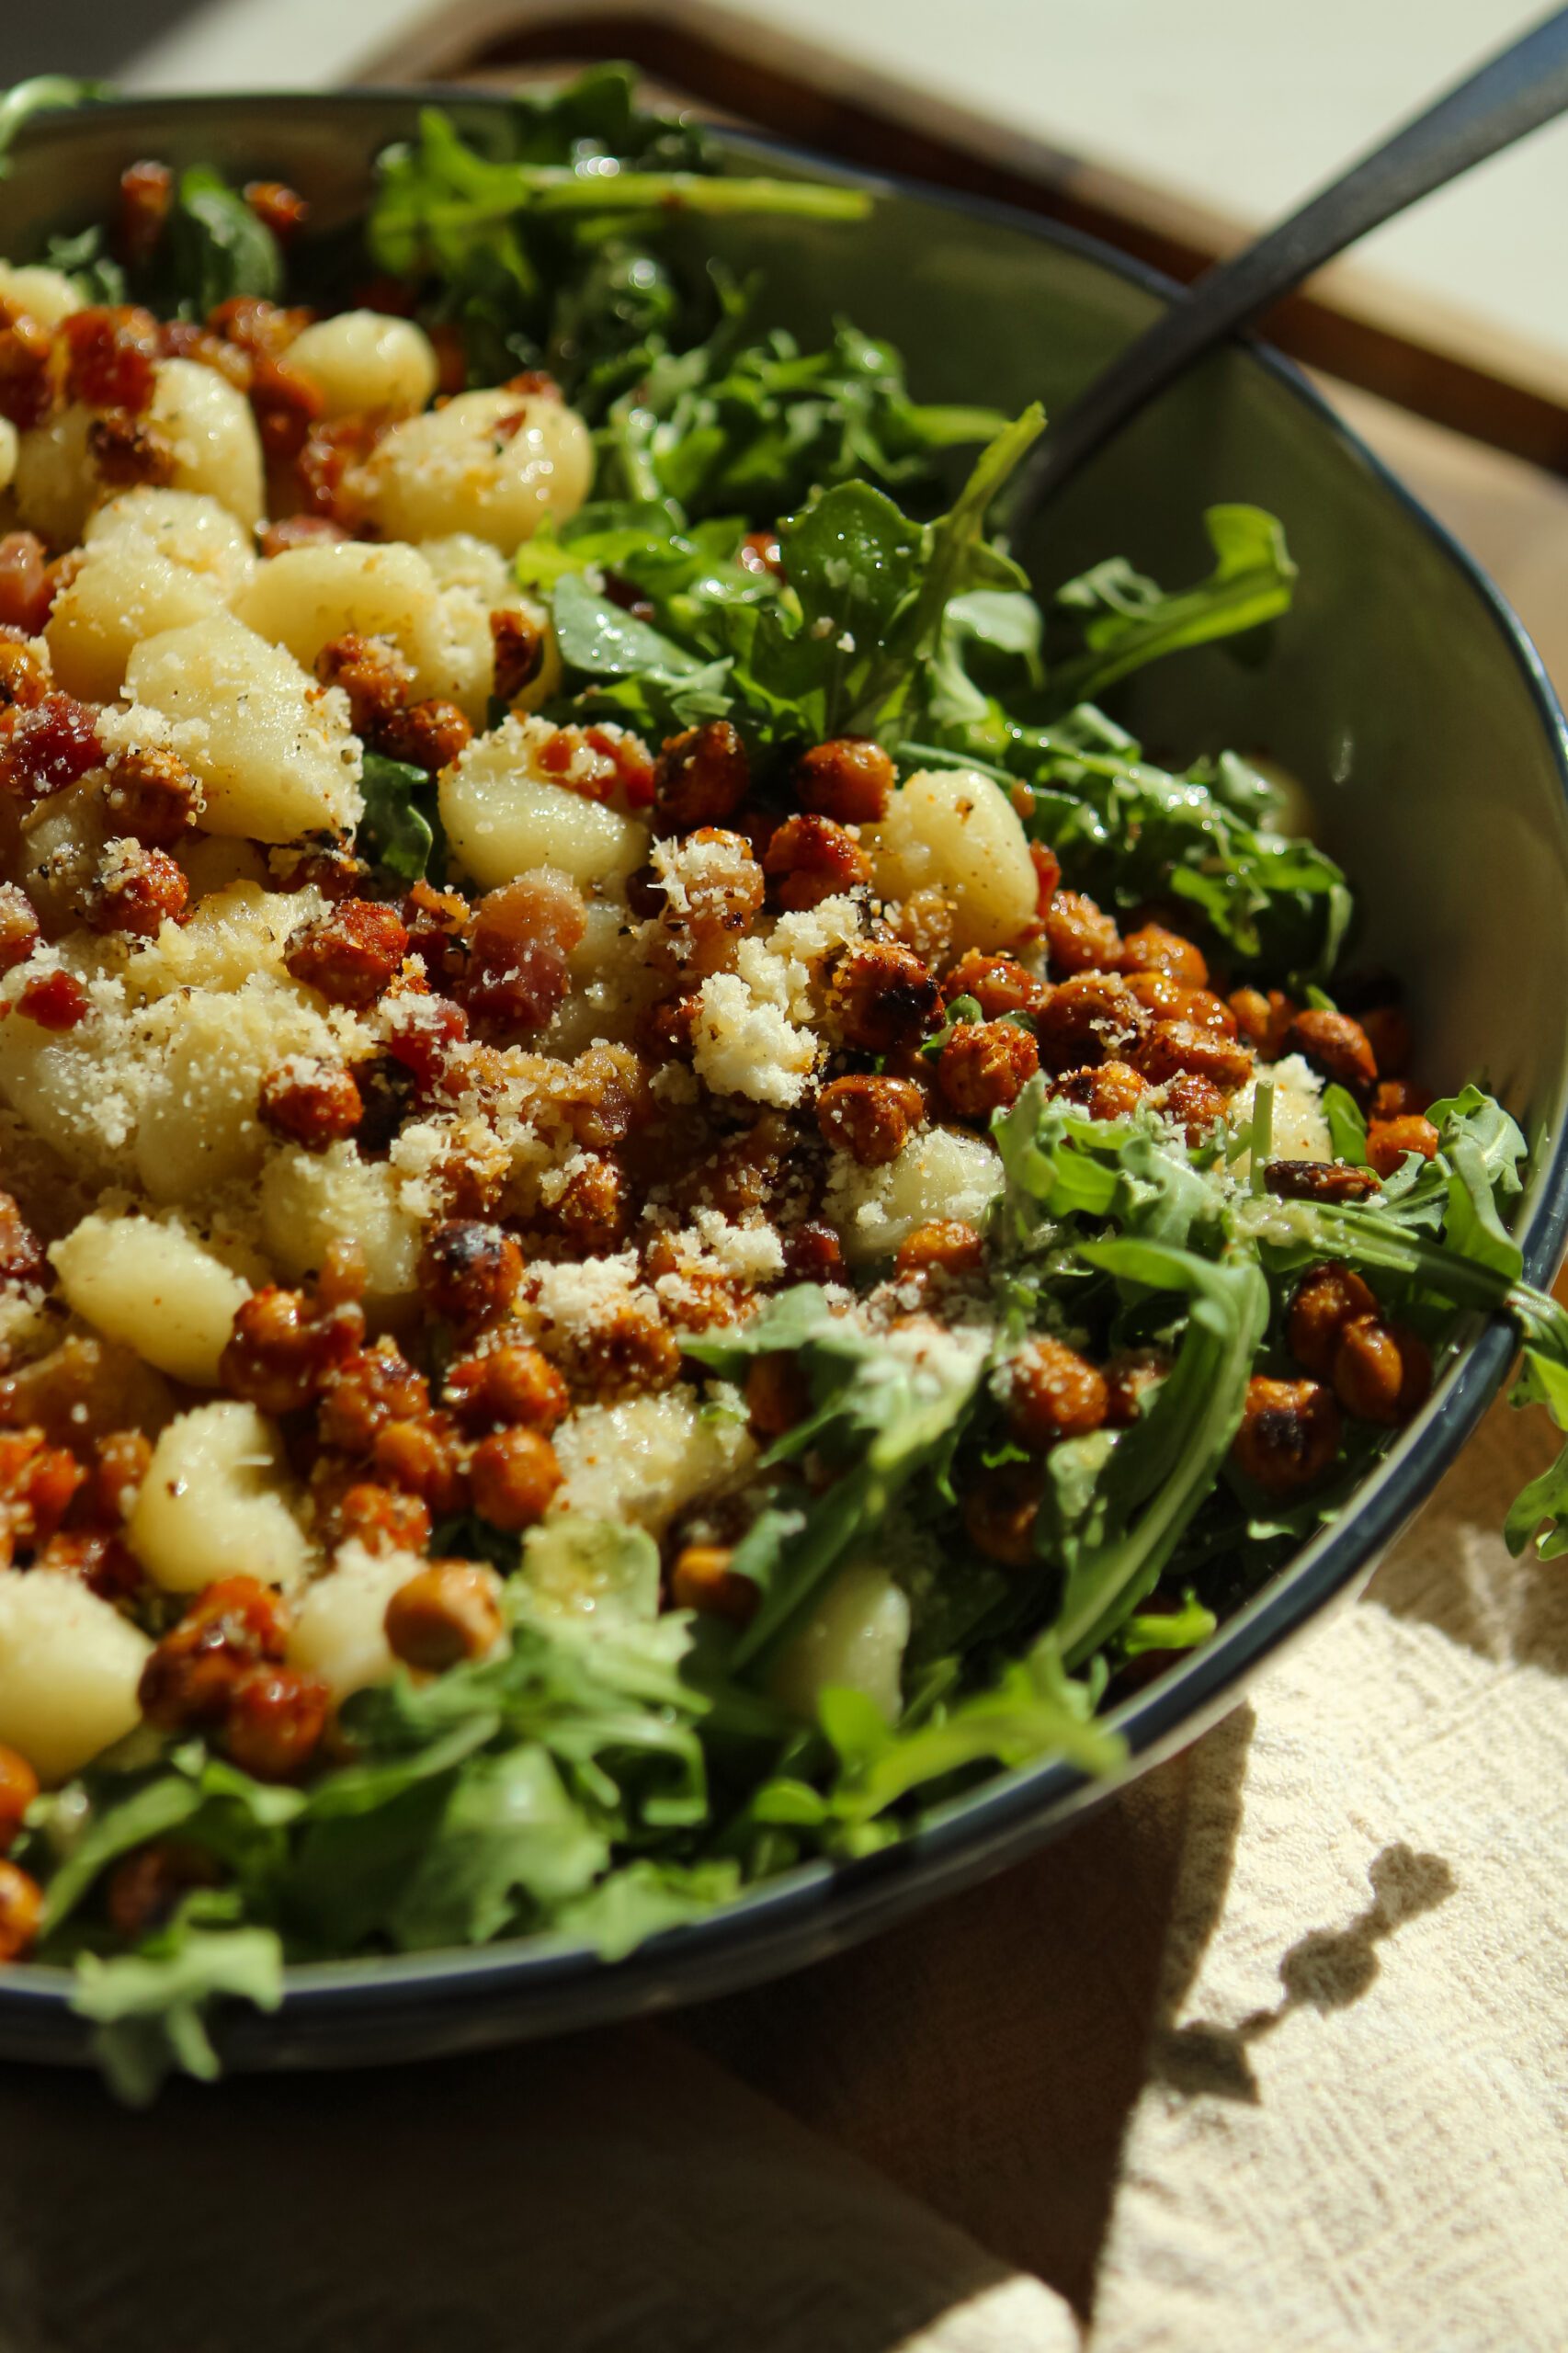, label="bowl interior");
[0,93,1564,2065]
